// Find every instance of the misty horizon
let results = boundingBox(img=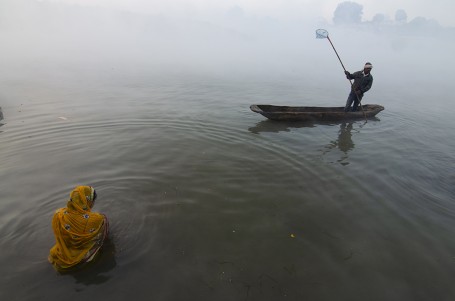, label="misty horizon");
[0,0,453,101]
